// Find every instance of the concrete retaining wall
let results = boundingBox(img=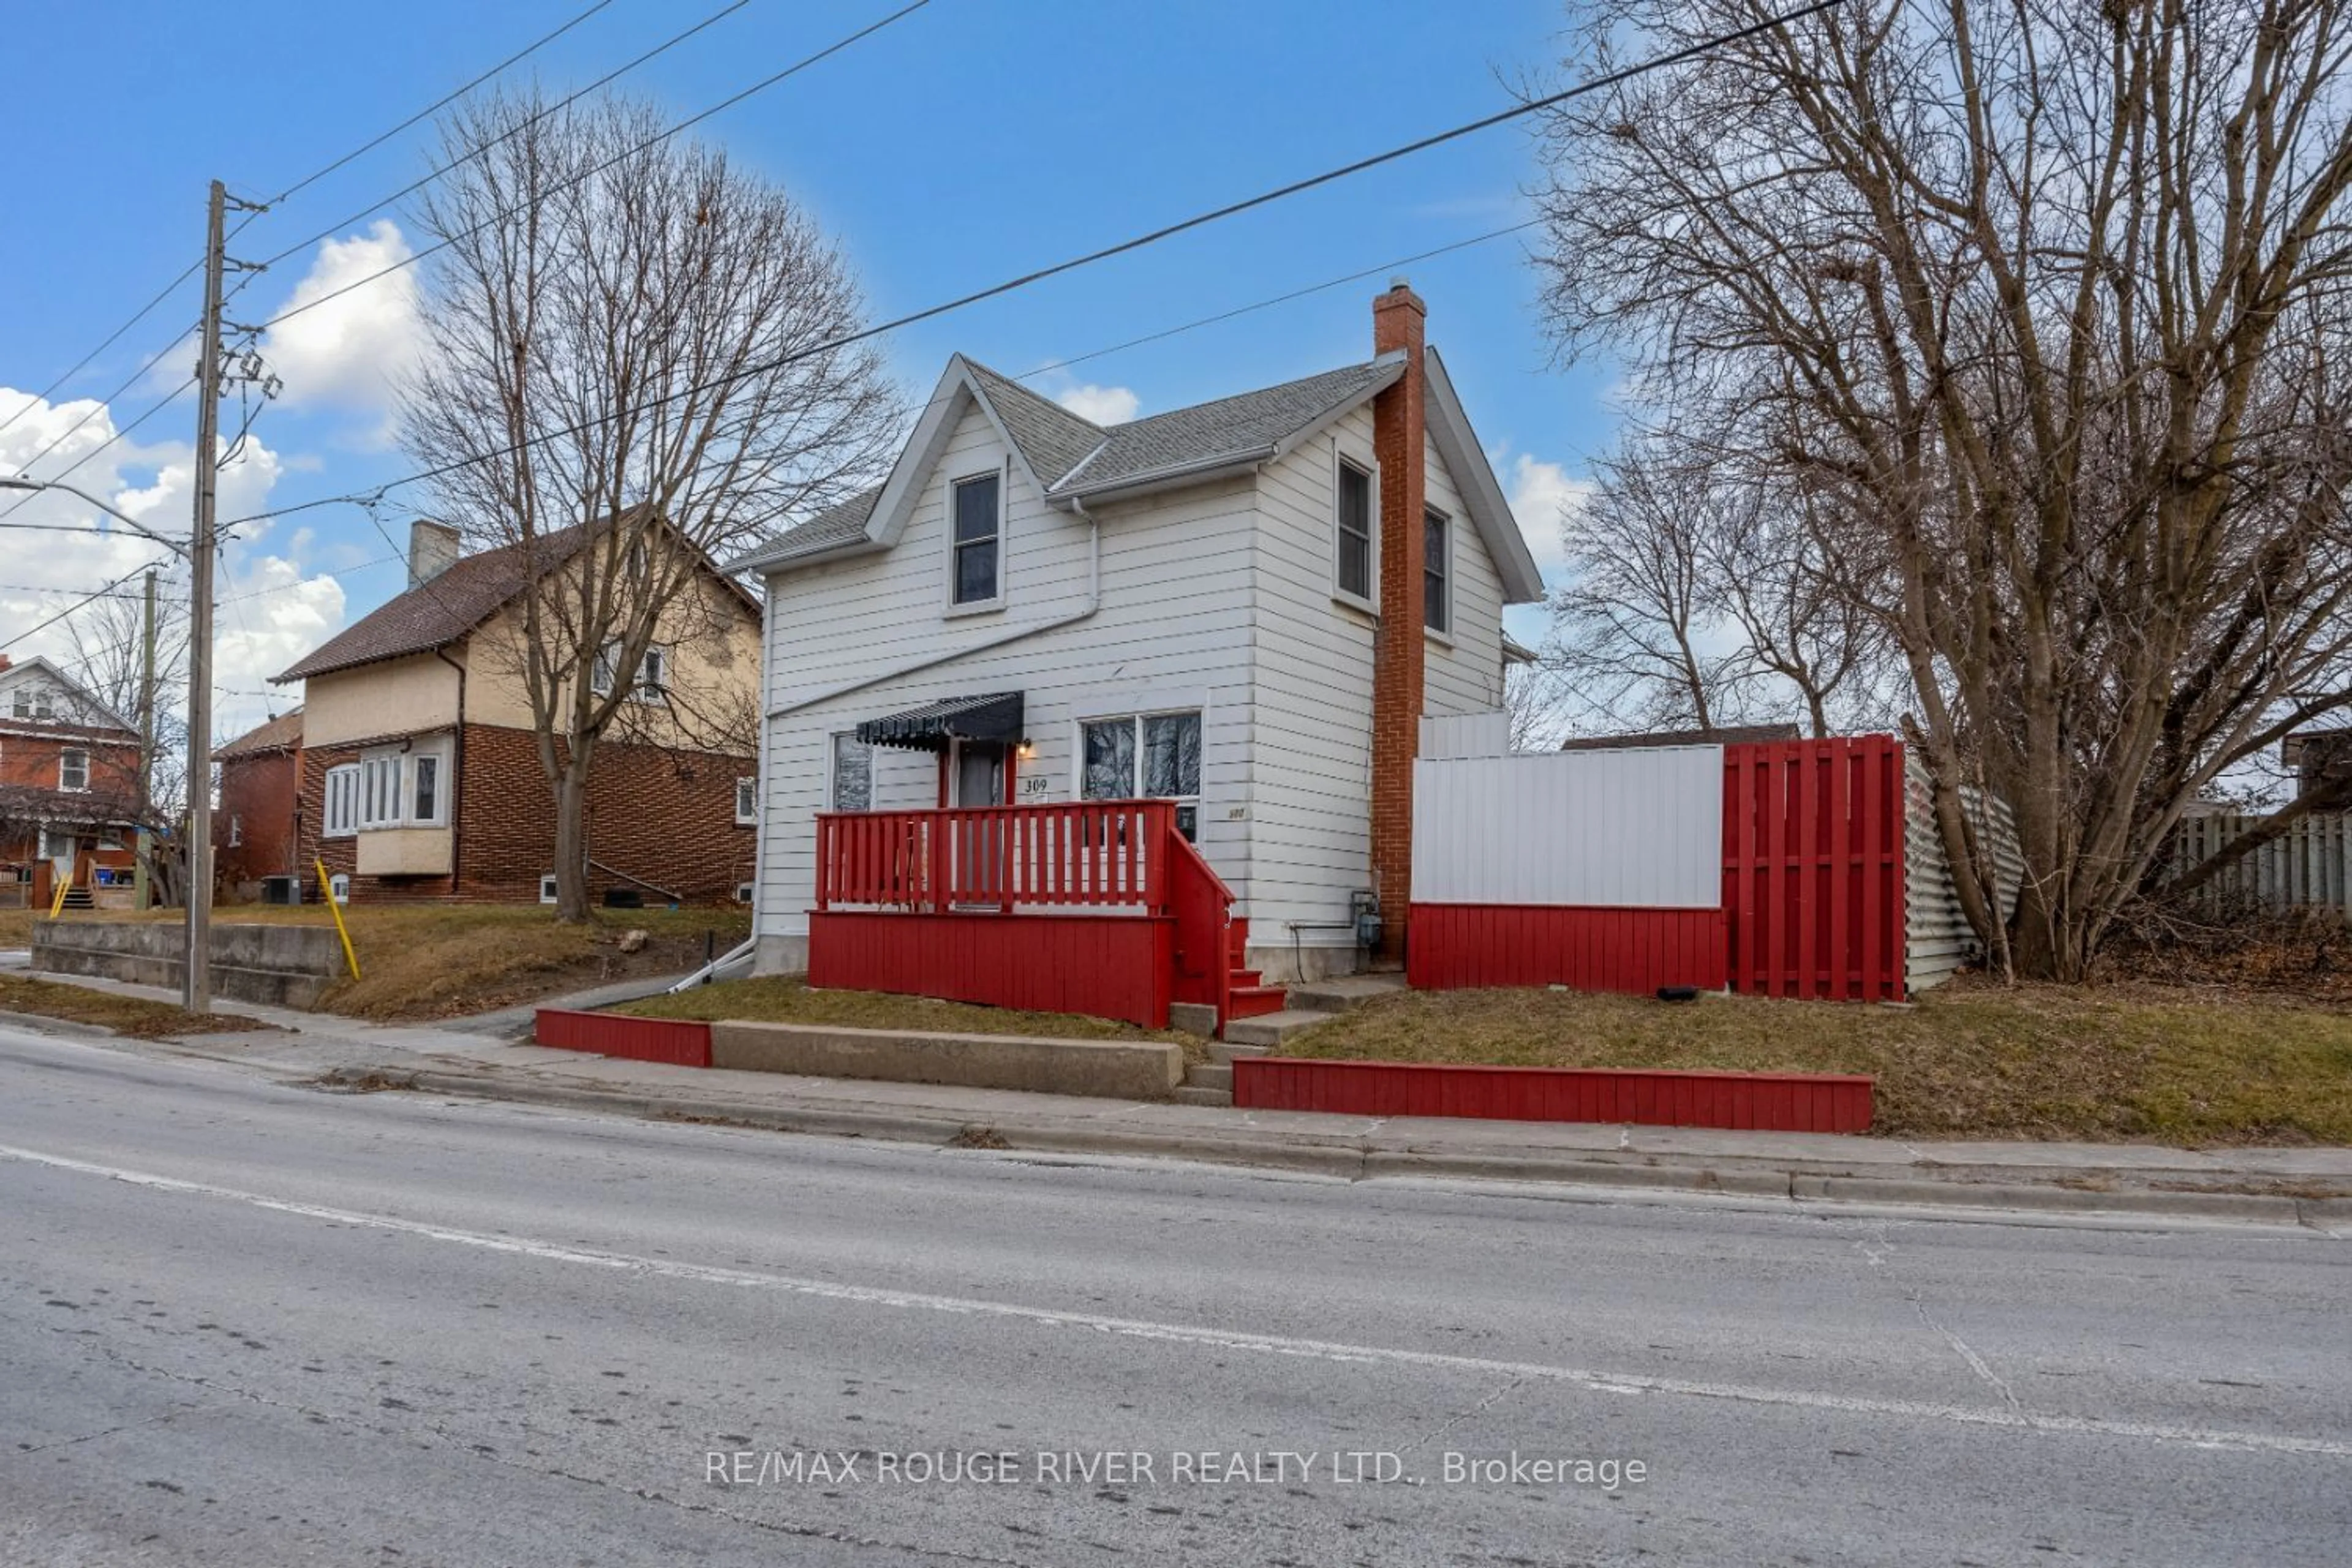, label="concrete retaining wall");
[32,919,345,1009]
[710,1020,1184,1100]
